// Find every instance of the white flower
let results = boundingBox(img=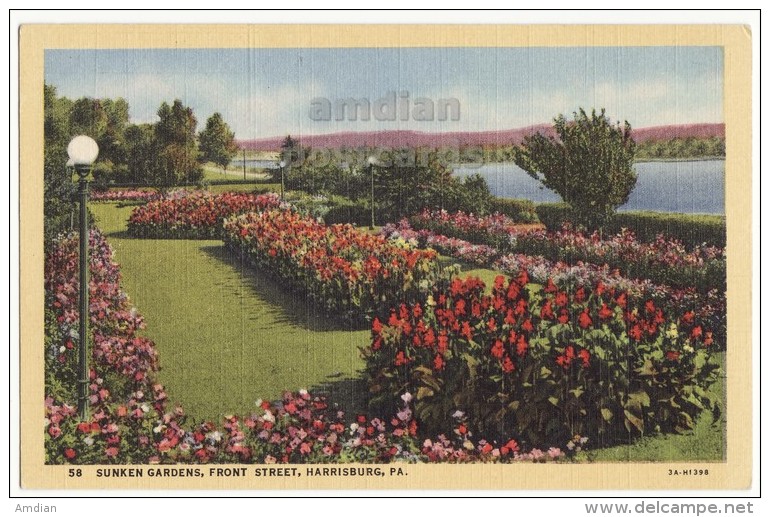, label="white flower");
[299,388,308,396]
[350,423,359,433]
[451,410,465,420]
[255,398,263,407]
[262,410,275,423]
[400,392,413,403]
[141,404,151,413]
[153,424,165,434]
[83,436,94,446]
[59,346,66,353]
